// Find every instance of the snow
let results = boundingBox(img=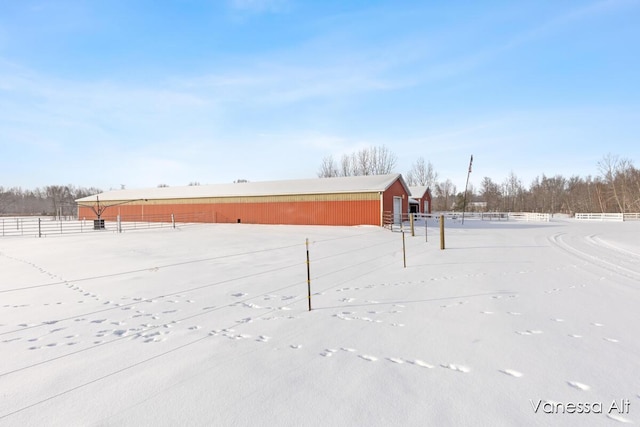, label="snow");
[1,218,639,426]
[75,174,405,202]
